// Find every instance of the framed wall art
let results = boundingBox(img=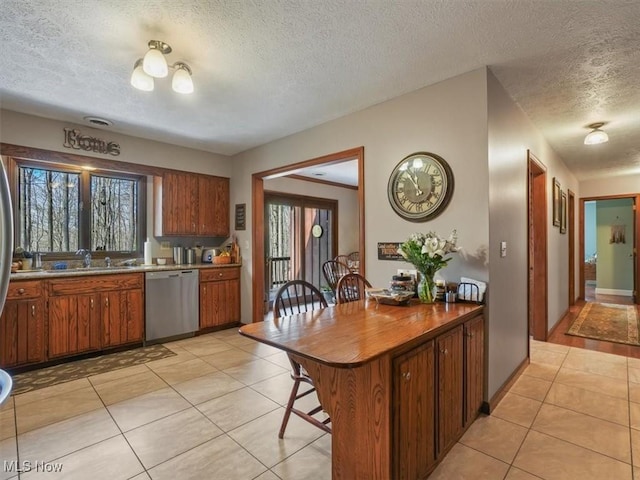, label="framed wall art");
[552,178,561,227]
[235,203,246,230]
[560,190,567,234]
